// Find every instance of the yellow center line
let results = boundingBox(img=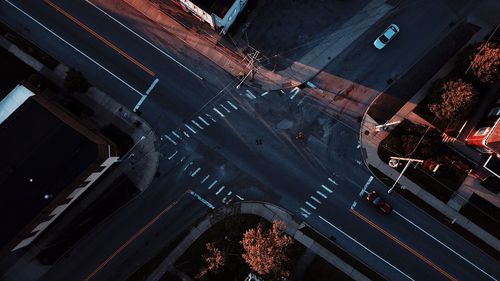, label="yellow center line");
[350,209,458,281]
[44,0,155,77]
